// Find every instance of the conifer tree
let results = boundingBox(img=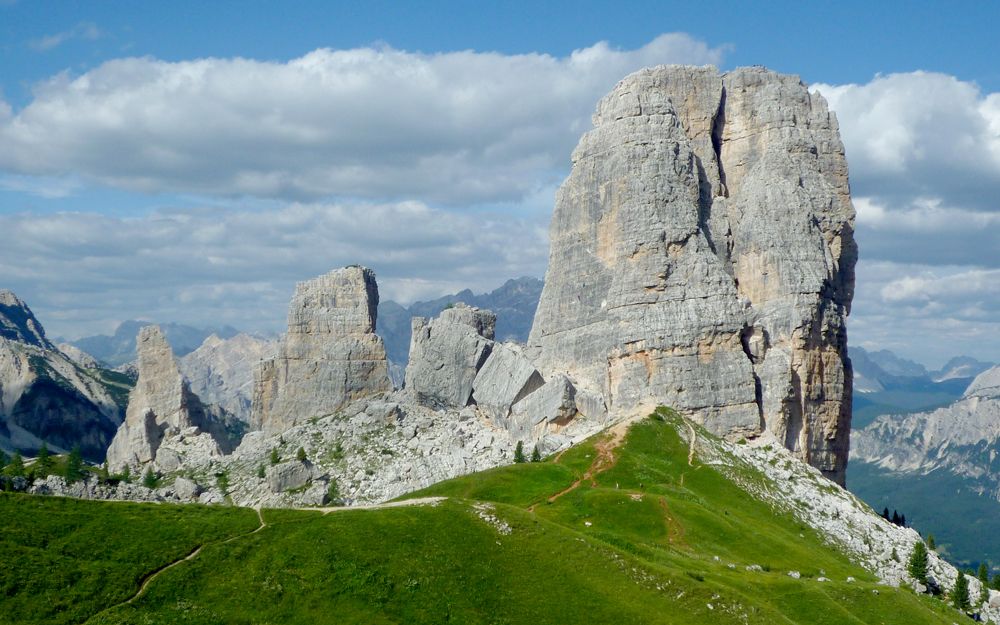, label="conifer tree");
[142,468,159,489]
[6,452,25,478]
[296,447,307,462]
[891,510,900,525]
[908,541,929,585]
[36,443,51,472]
[991,571,1000,591]
[531,445,541,462]
[270,448,280,466]
[900,513,906,527]
[64,446,84,483]
[882,507,890,521]
[514,441,526,463]
[979,563,990,604]
[0,449,7,470]
[257,464,265,479]
[951,573,970,611]
[927,534,936,550]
